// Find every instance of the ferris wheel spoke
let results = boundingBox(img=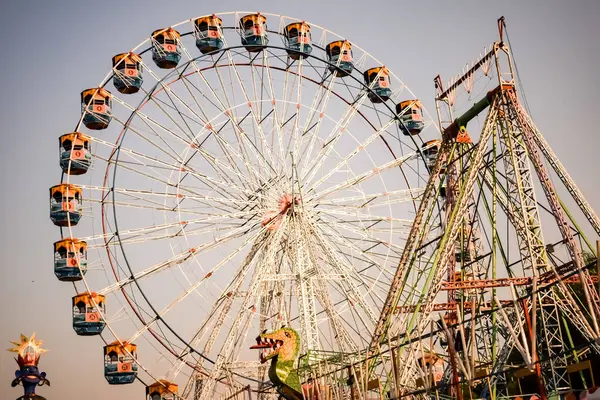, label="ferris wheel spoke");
[300,69,388,186]
[82,184,257,211]
[94,153,243,214]
[173,76,258,192]
[98,222,261,296]
[145,53,274,192]
[171,232,271,371]
[317,188,424,208]
[128,231,273,352]
[260,51,288,172]
[314,211,406,259]
[218,45,283,177]
[92,137,259,201]
[289,58,305,164]
[198,222,290,399]
[179,44,277,187]
[314,225,398,282]
[306,149,420,203]
[314,207,412,228]
[111,97,195,152]
[305,219,382,324]
[295,57,338,171]
[305,118,397,193]
[195,227,287,369]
